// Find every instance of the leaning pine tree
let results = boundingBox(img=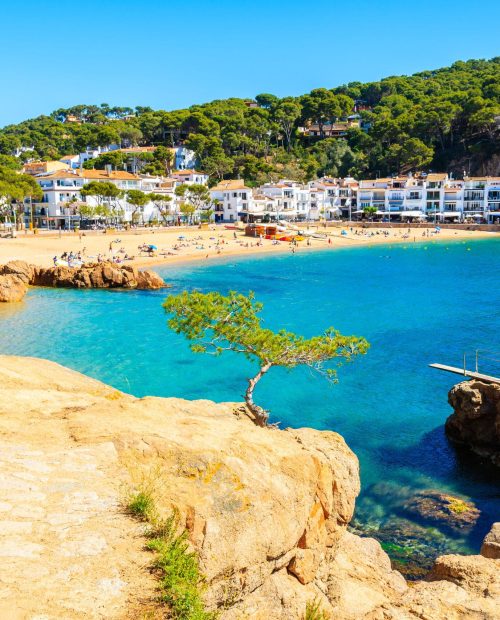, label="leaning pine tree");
[164,291,369,427]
